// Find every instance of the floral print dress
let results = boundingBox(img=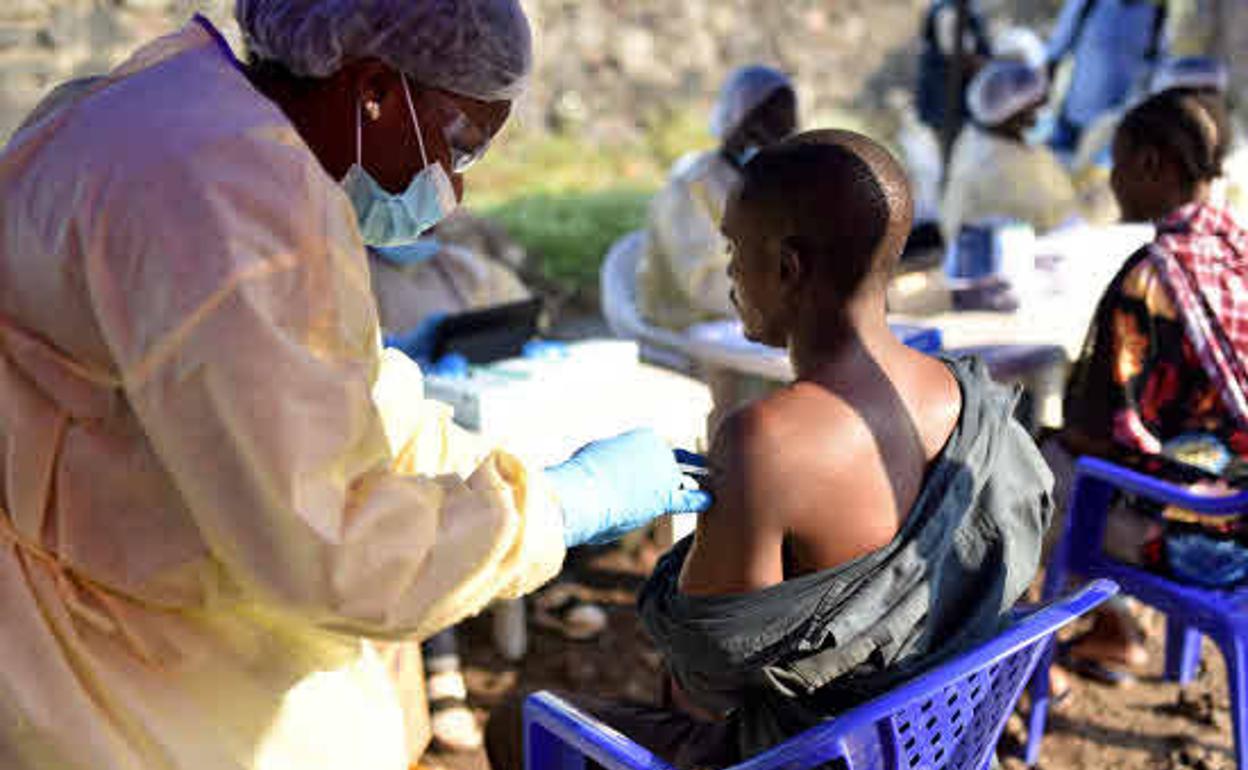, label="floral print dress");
[1066,203,1248,483]
[1063,203,1248,584]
